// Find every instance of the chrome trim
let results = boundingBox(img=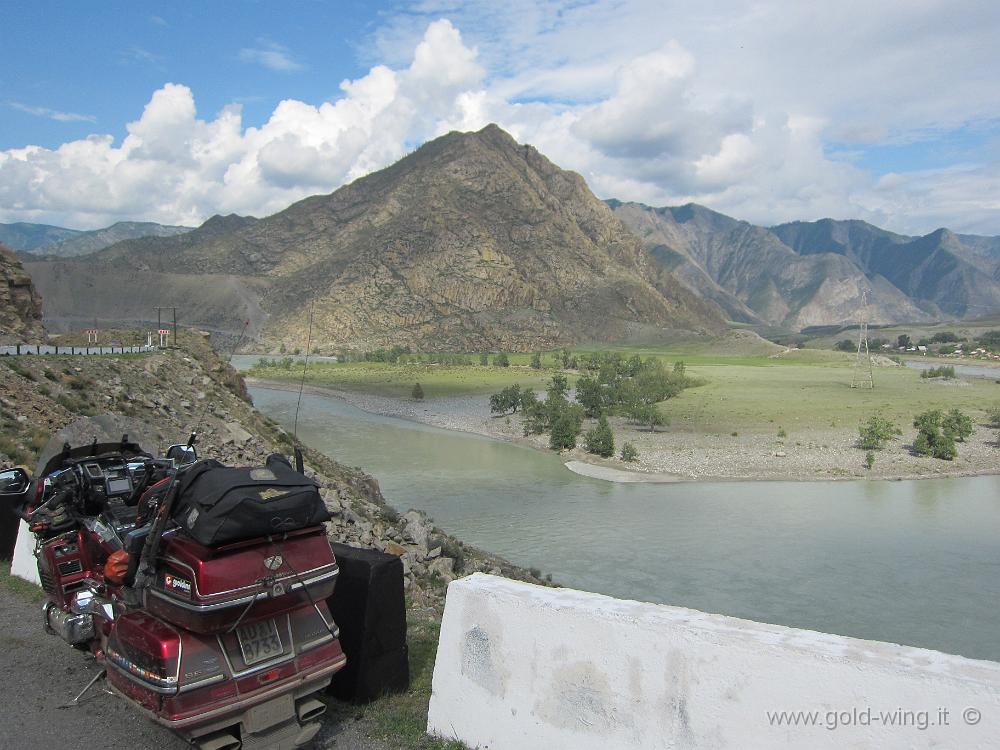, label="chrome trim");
[298,633,336,652]
[148,567,339,613]
[156,655,347,729]
[162,556,337,600]
[177,673,226,694]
